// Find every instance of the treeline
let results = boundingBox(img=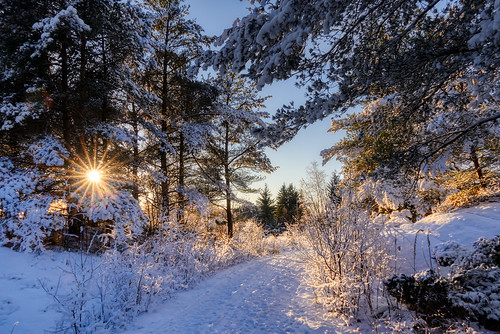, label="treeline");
[256,163,342,232]
[0,0,273,251]
[256,183,301,232]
